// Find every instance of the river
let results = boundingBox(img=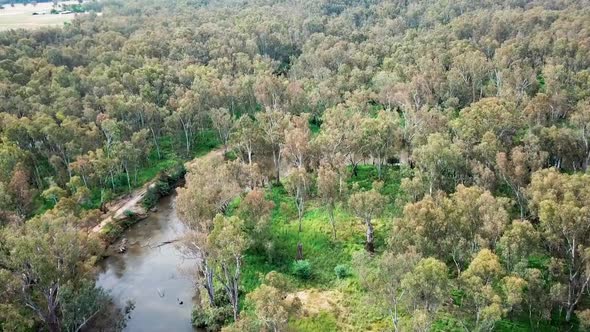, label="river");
[96,195,198,332]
